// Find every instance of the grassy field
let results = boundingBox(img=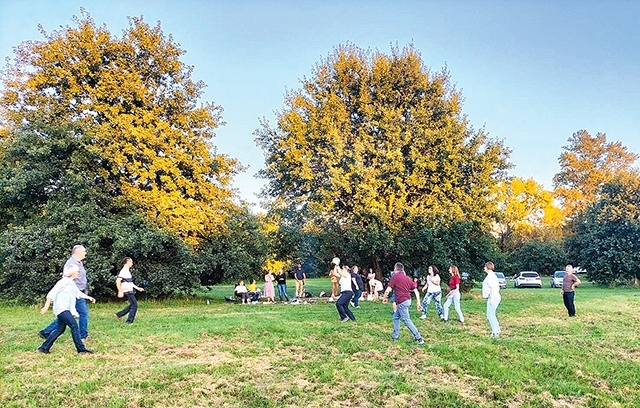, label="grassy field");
[1,278,640,407]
